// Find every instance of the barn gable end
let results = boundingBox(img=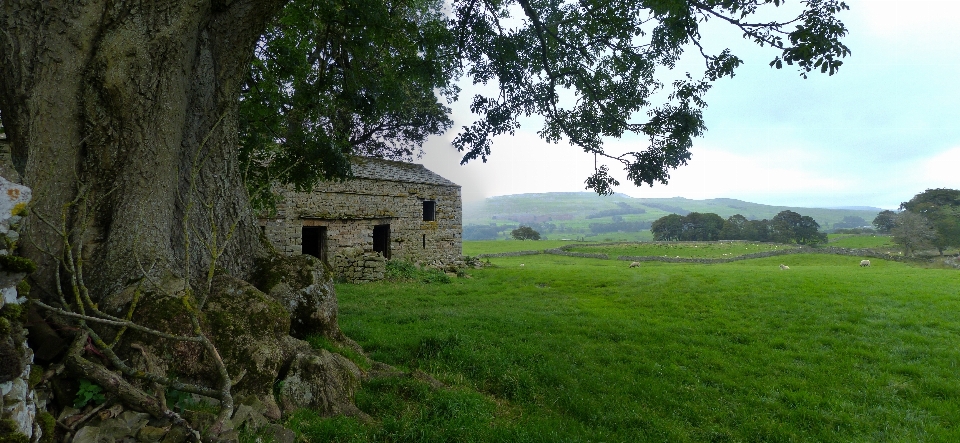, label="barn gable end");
[261,157,462,282]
